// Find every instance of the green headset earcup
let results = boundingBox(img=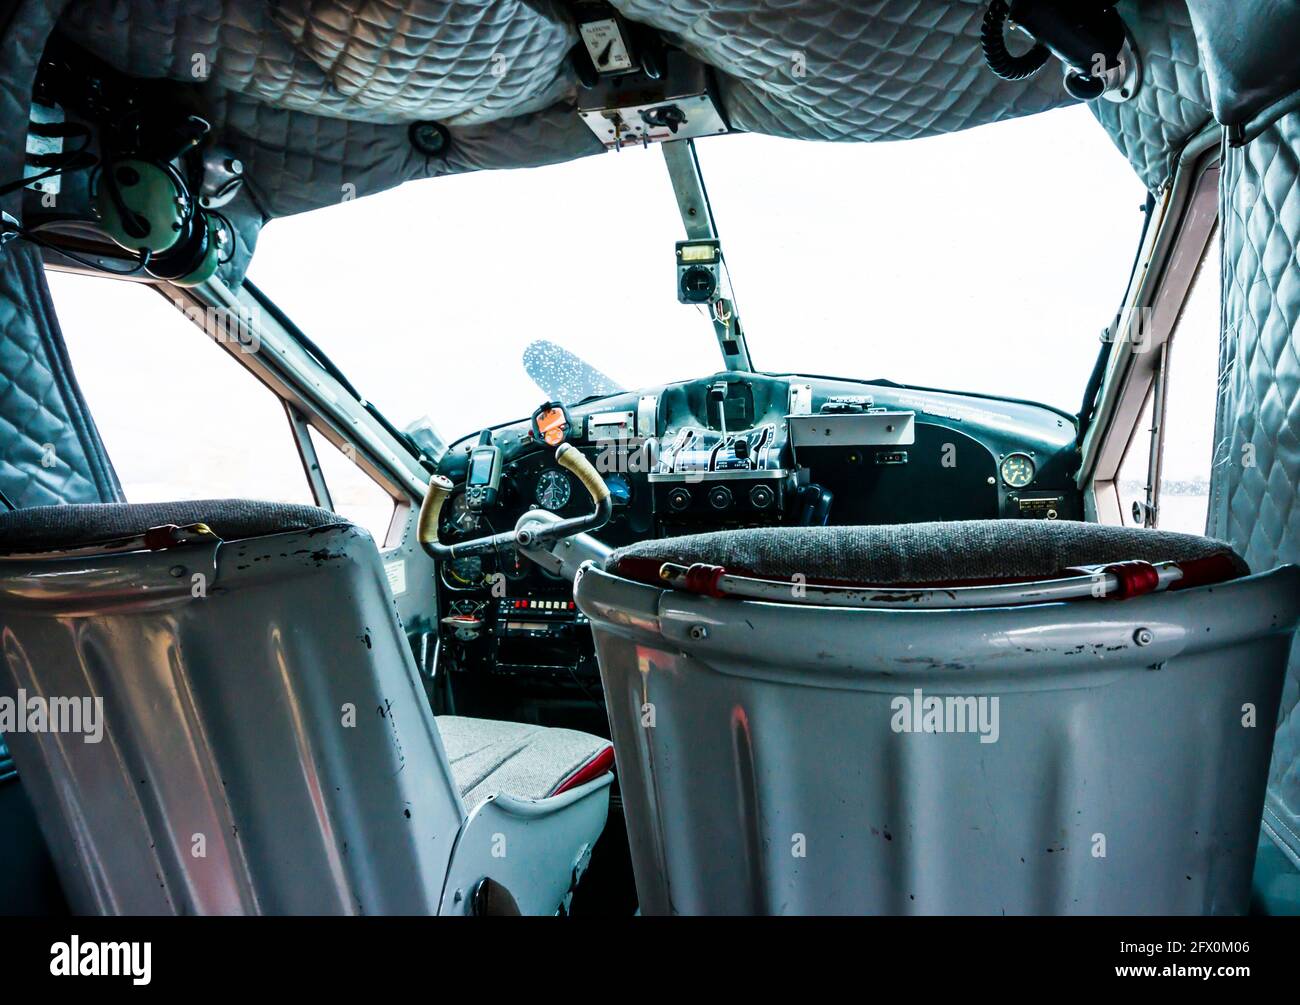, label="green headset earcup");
[148,212,222,287]
[93,159,186,253]
[169,215,222,287]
